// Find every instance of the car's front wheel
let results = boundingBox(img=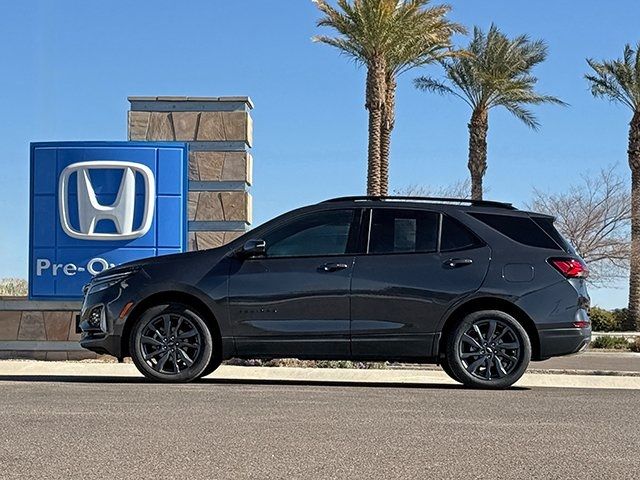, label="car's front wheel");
[446,310,531,389]
[439,355,461,383]
[130,303,213,382]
